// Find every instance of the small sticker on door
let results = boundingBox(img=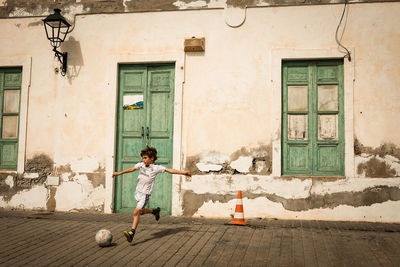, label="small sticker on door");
[123,95,143,110]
